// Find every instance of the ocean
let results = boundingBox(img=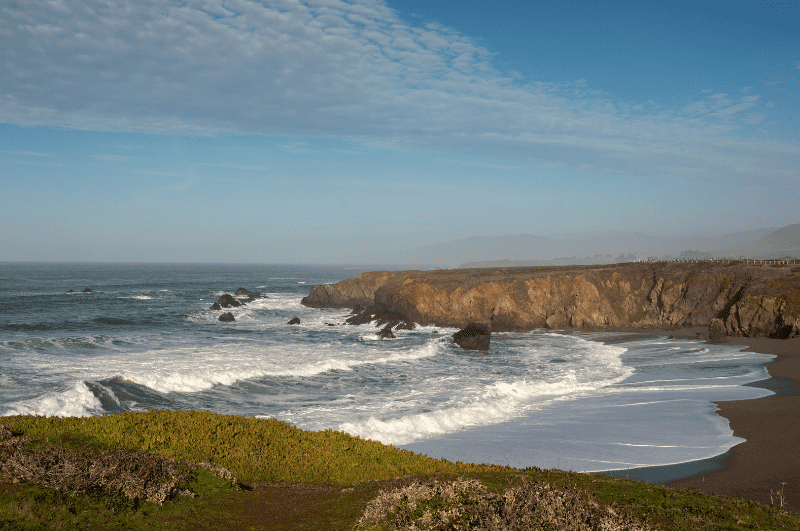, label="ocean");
[0,262,775,476]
